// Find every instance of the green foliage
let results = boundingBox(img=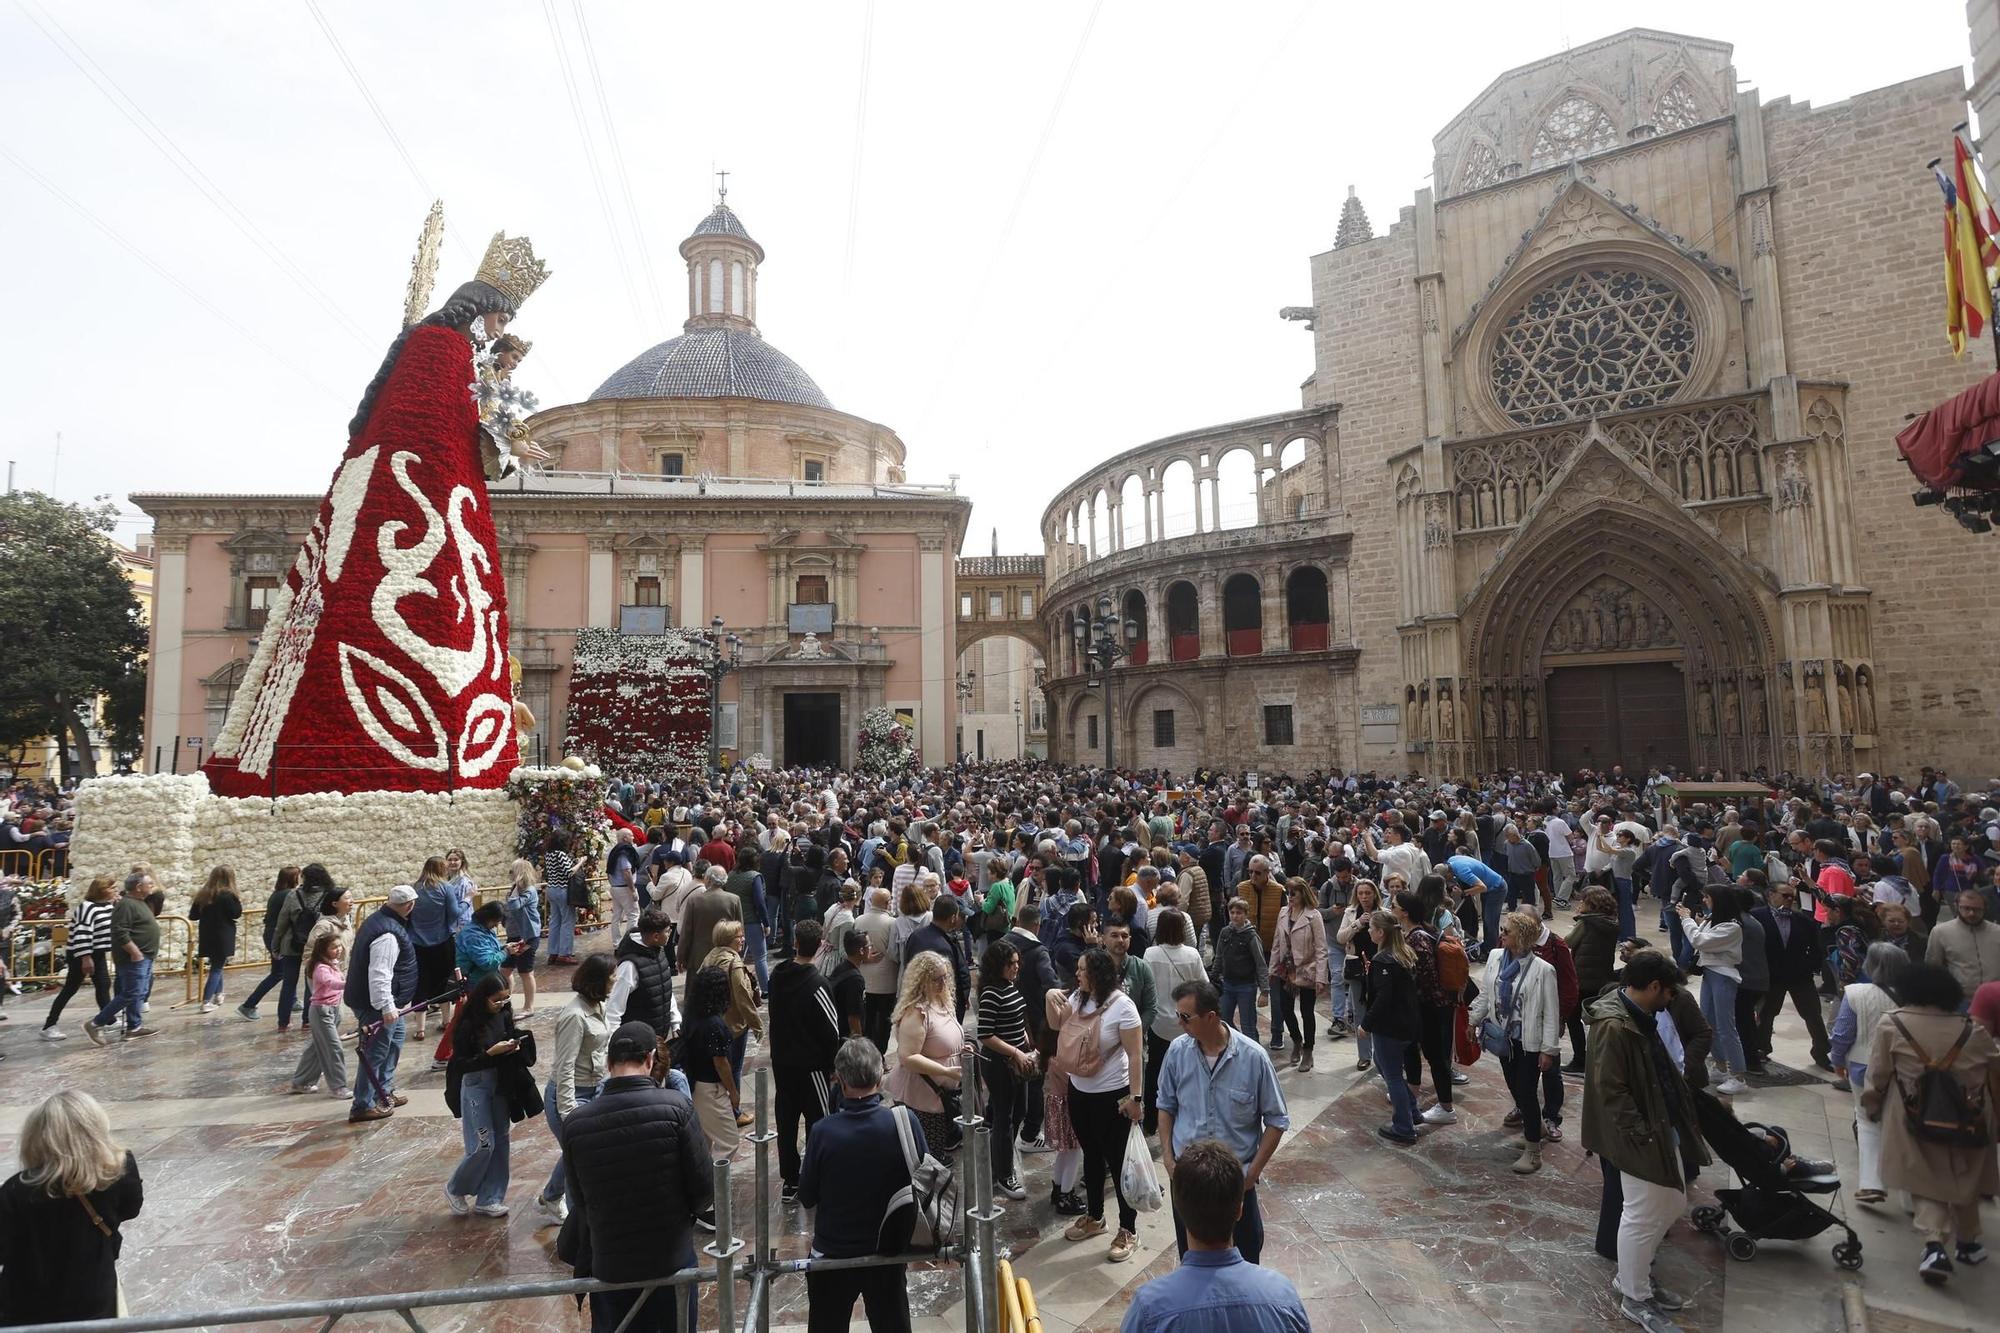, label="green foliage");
[0,491,148,777]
